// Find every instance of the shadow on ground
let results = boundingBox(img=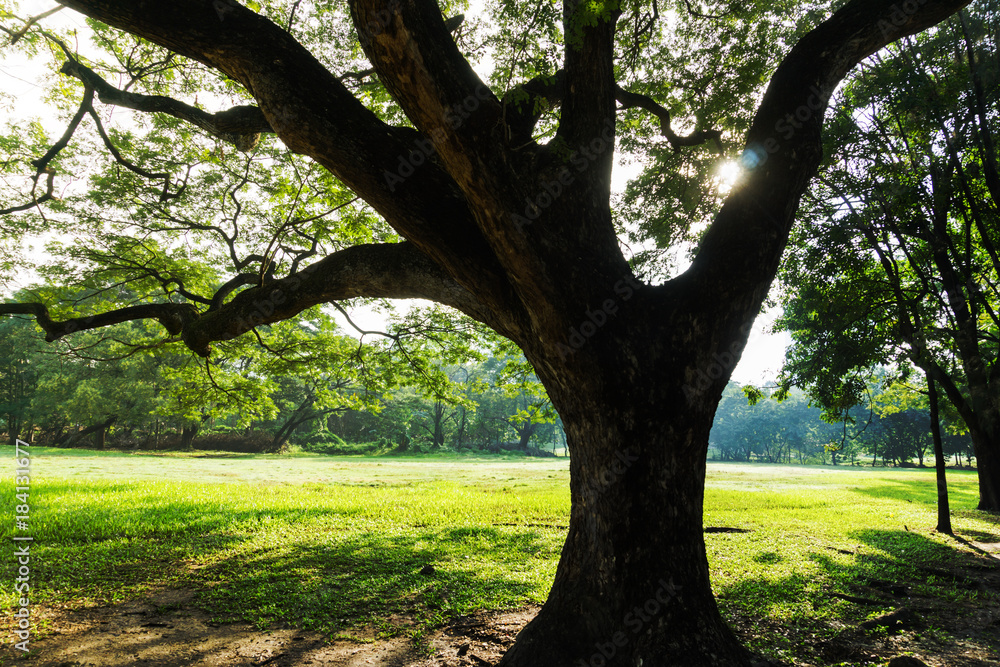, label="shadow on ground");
[718,526,1000,666]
